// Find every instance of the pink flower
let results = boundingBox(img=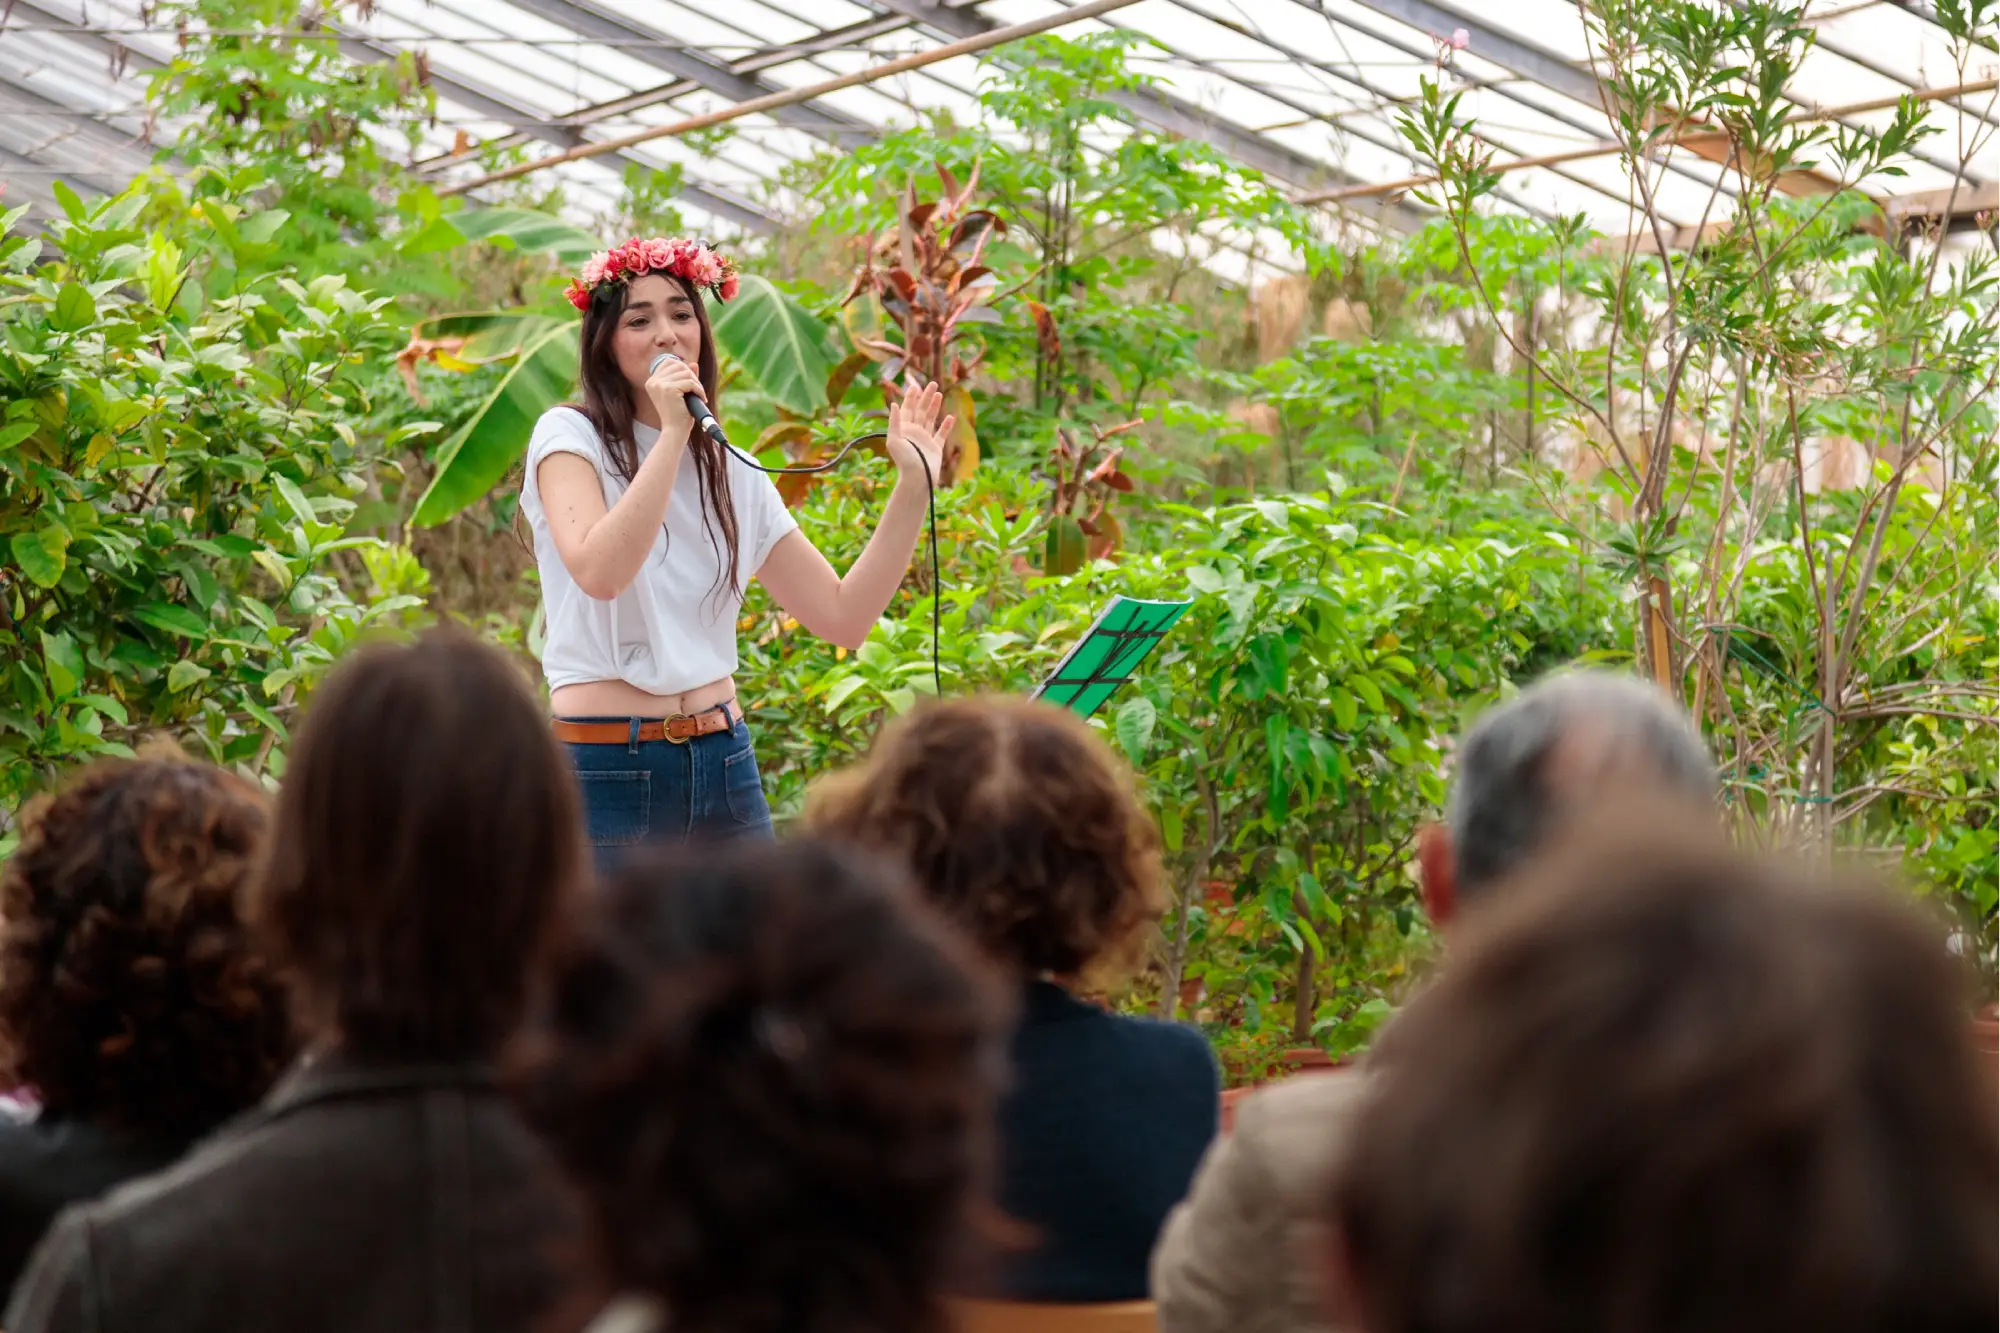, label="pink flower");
[580,252,610,285]
[719,274,739,301]
[565,279,591,311]
[642,237,677,270]
[1451,27,1468,49]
